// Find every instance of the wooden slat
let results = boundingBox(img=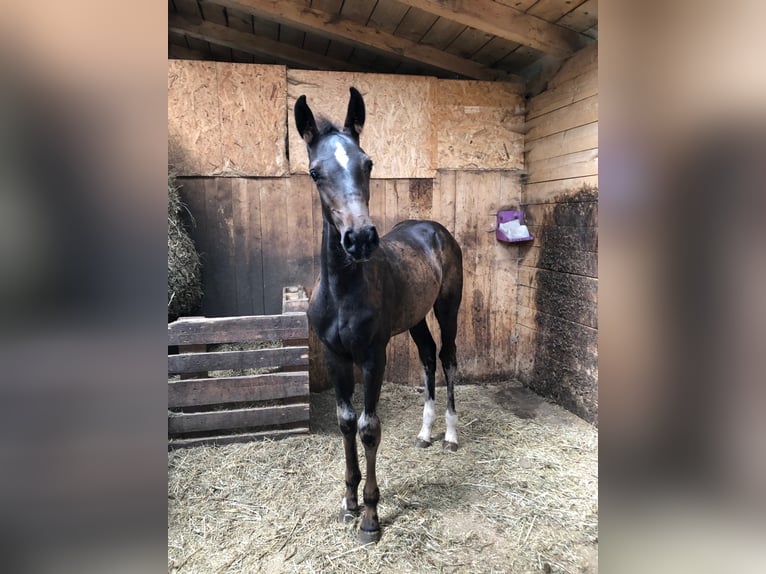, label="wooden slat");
[526,67,598,120]
[396,0,582,57]
[168,403,309,434]
[527,148,598,184]
[525,122,598,163]
[169,13,365,72]
[168,346,309,374]
[168,314,308,345]
[547,42,598,90]
[258,178,291,314]
[517,266,598,303]
[214,0,515,81]
[168,372,309,407]
[556,0,598,34]
[168,427,309,449]
[525,94,598,142]
[518,284,597,329]
[523,175,599,204]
